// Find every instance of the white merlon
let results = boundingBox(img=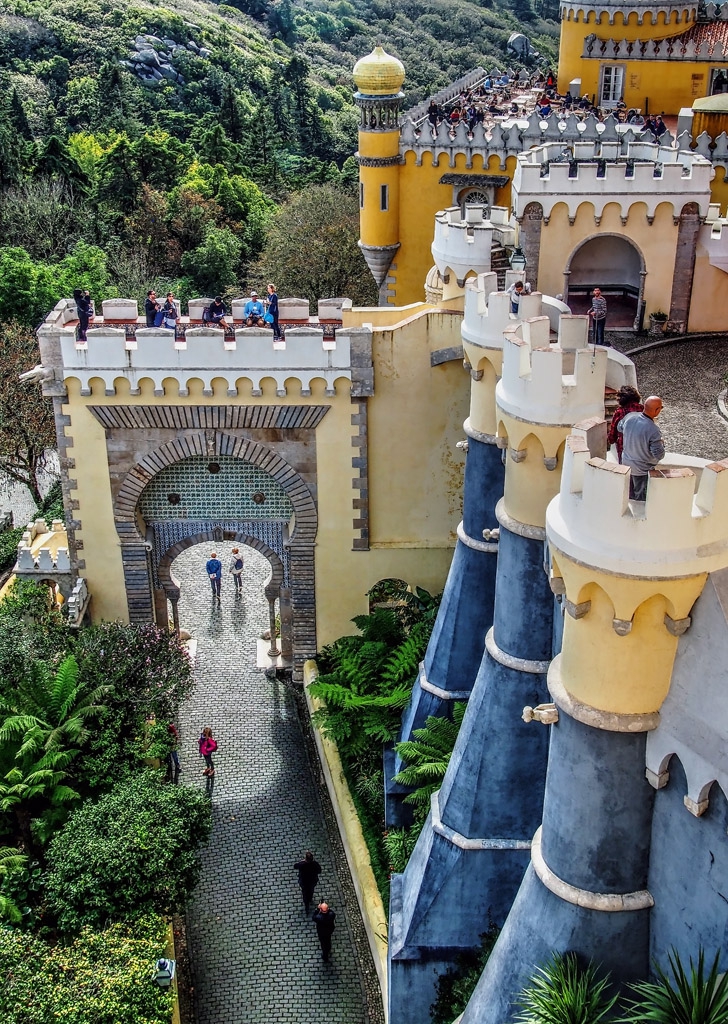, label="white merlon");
[15,545,71,574]
[102,298,139,320]
[560,1,698,23]
[52,324,358,397]
[462,275,570,364]
[512,141,712,221]
[496,319,608,427]
[547,434,728,578]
